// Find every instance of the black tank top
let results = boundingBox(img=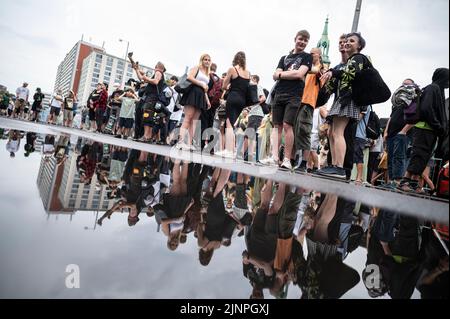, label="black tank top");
[229,67,249,97]
[144,70,164,99]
